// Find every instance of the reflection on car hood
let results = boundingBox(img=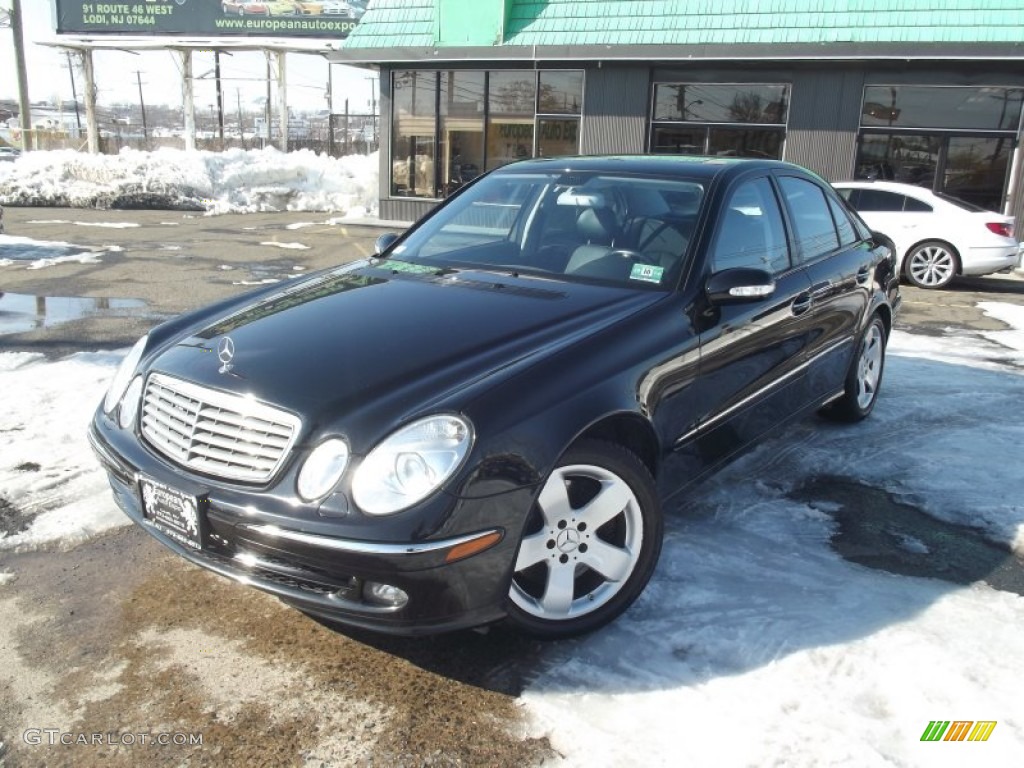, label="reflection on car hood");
[148,262,660,437]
